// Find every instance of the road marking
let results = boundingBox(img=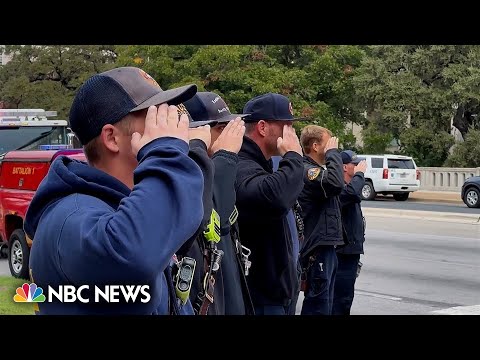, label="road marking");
[430,305,480,315]
[356,290,402,301]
